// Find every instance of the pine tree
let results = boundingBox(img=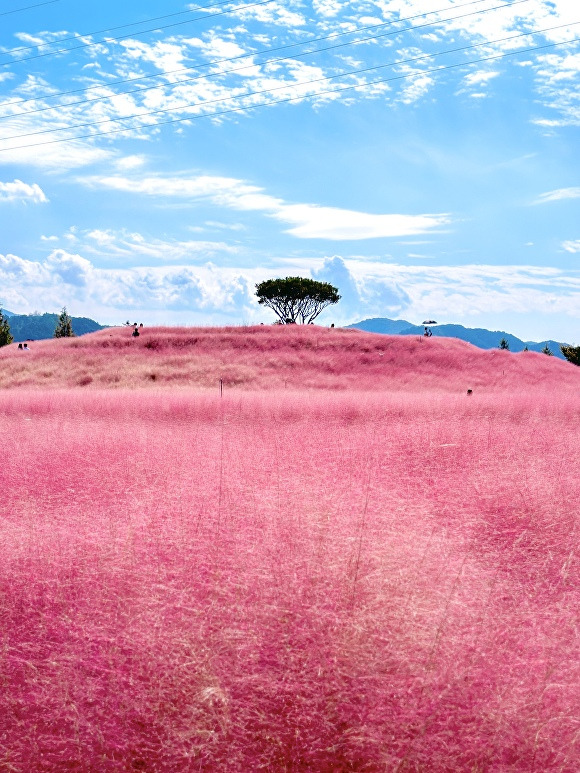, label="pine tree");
[54,307,75,338]
[499,338,509,350]
[541,344,553,356]
[561,345,580,366]
[0,308,13,347]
